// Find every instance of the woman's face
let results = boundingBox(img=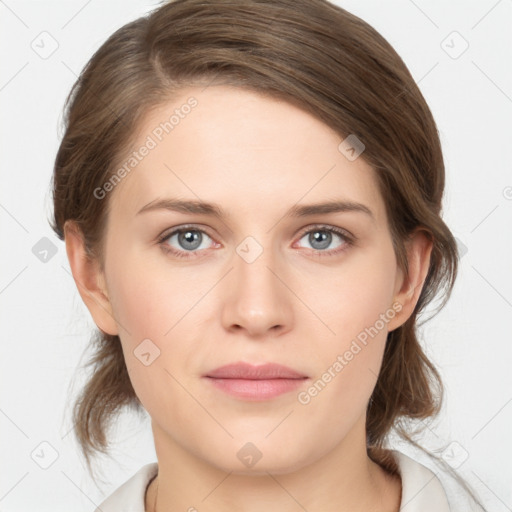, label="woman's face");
[87,85,412,473]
